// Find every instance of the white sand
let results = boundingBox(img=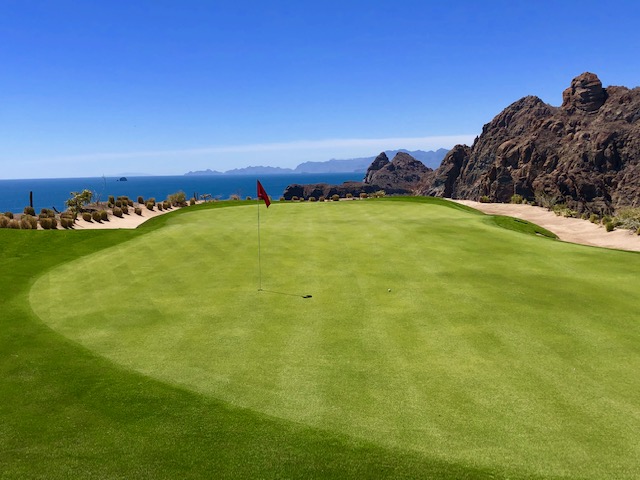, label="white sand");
[453,200,640,252]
